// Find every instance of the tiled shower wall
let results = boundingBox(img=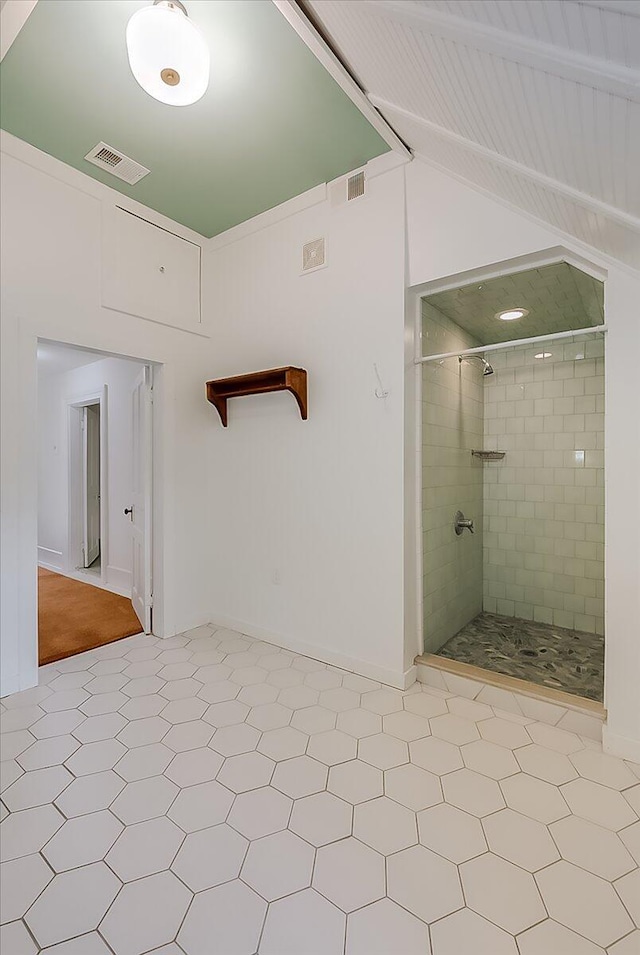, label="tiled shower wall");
[482,335,605,634]
[422,302,484,653]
